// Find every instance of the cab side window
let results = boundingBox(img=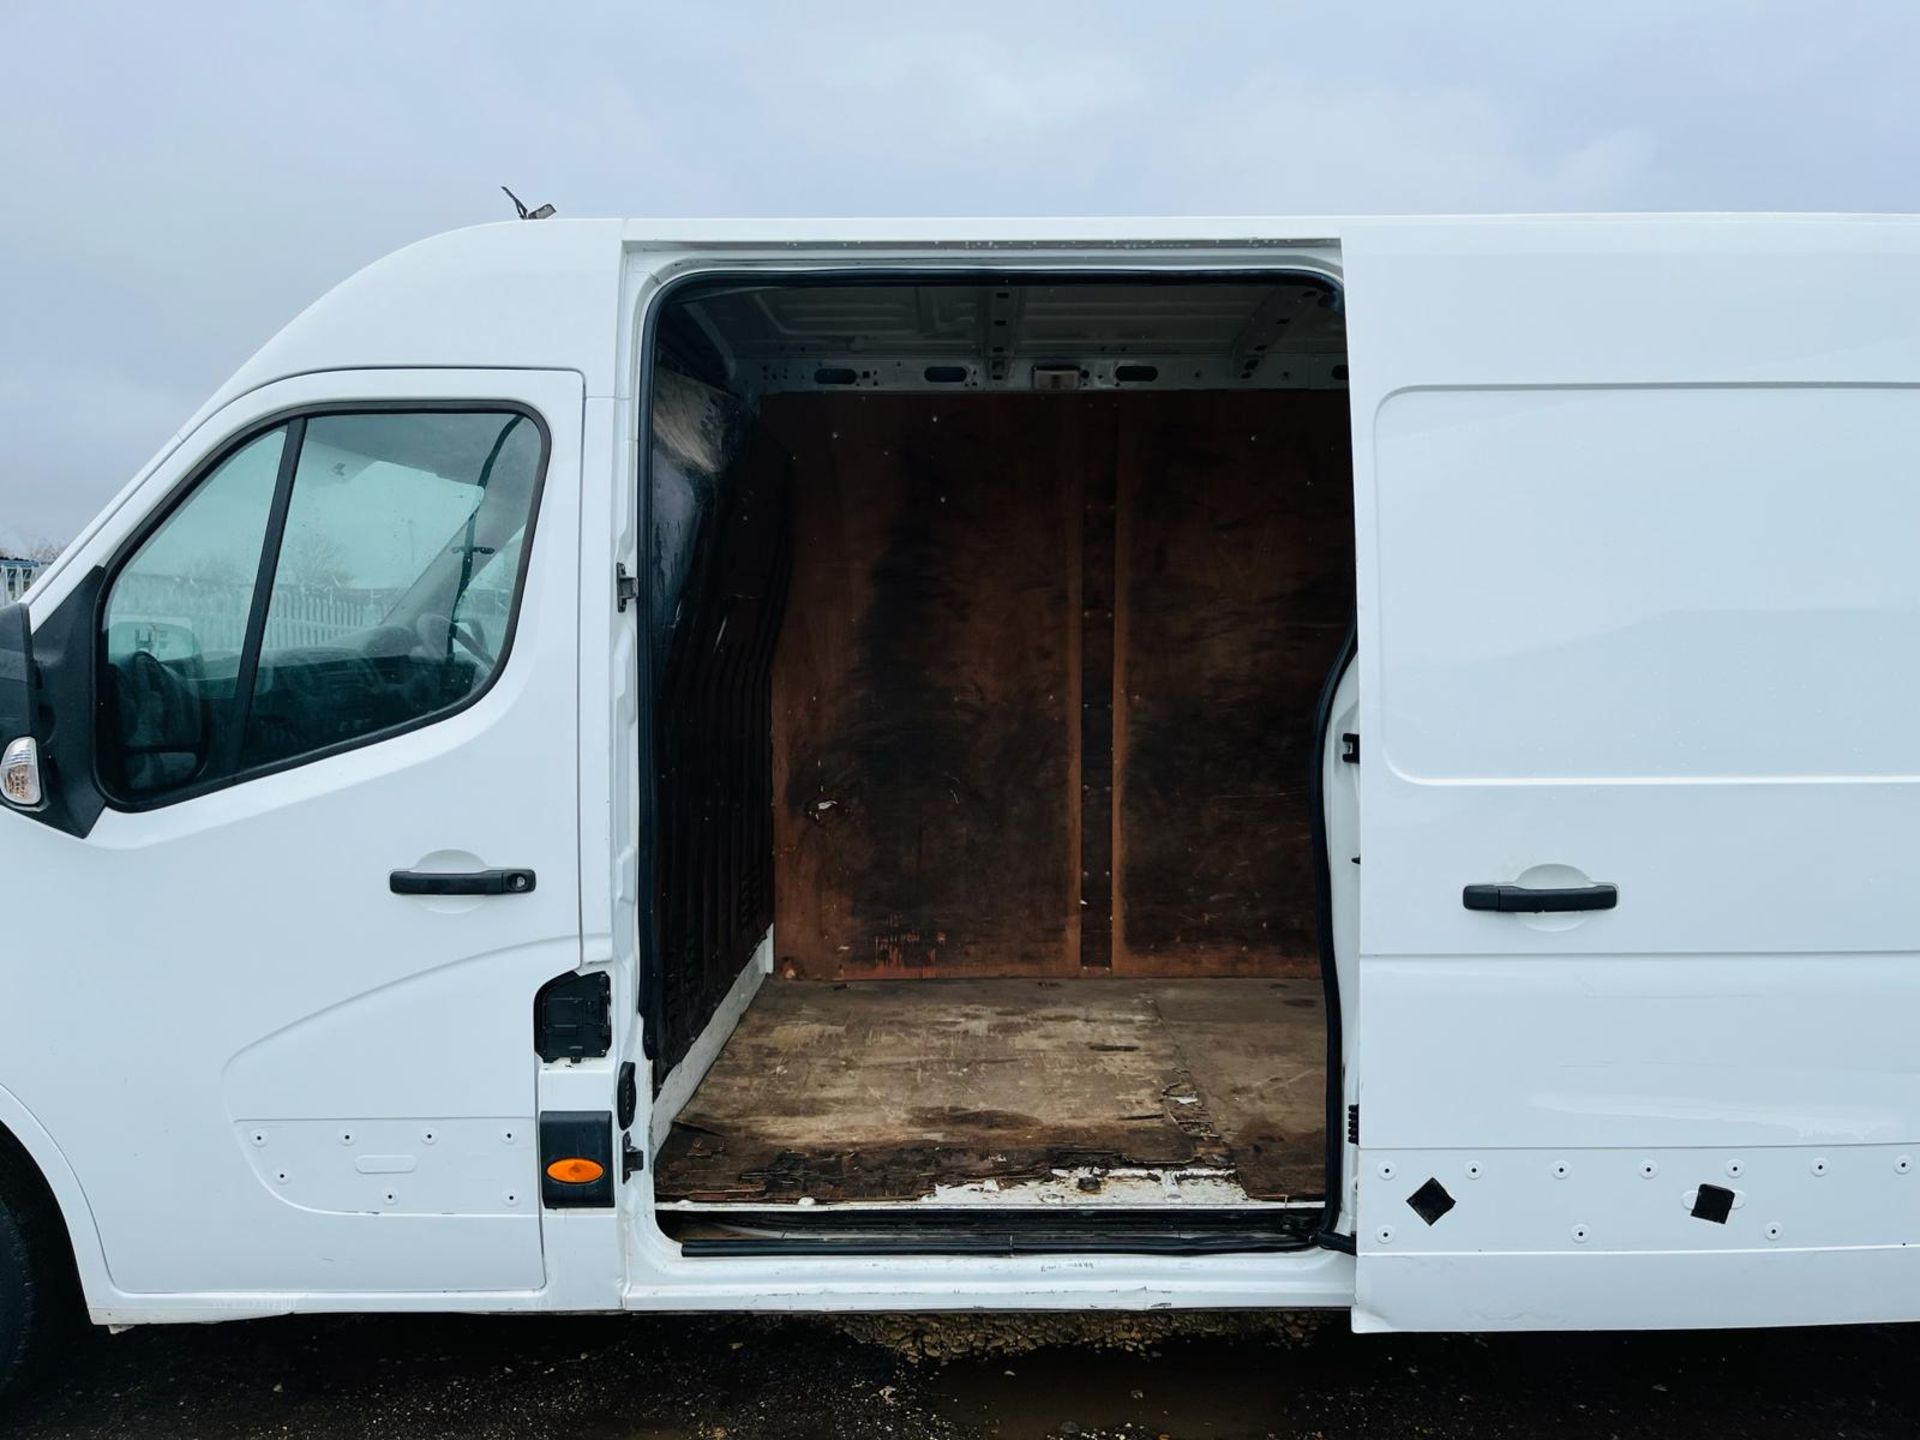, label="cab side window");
[100,427,288,797]
[98,409,545,804]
